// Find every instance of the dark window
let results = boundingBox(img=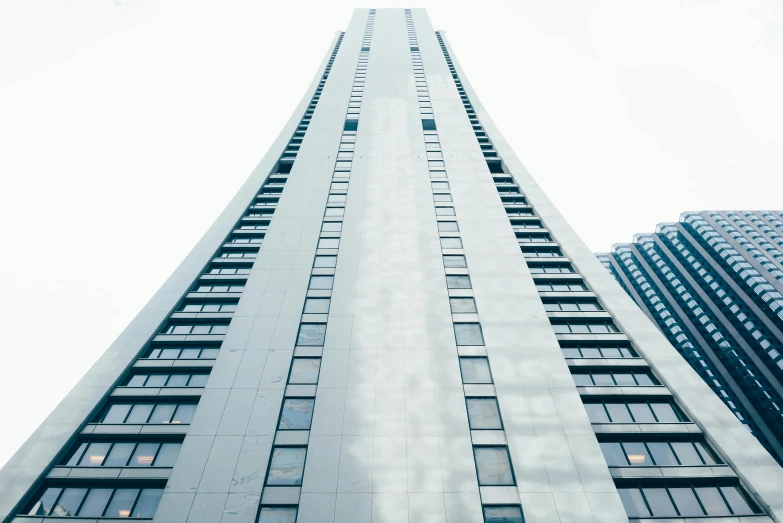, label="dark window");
[422,119,437,130]
[584,401,687,424]
[617,485,759,518]
[26,487,163,518]
[98,403,197,425]
[483,506,524,523]
[344,119,358,131]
